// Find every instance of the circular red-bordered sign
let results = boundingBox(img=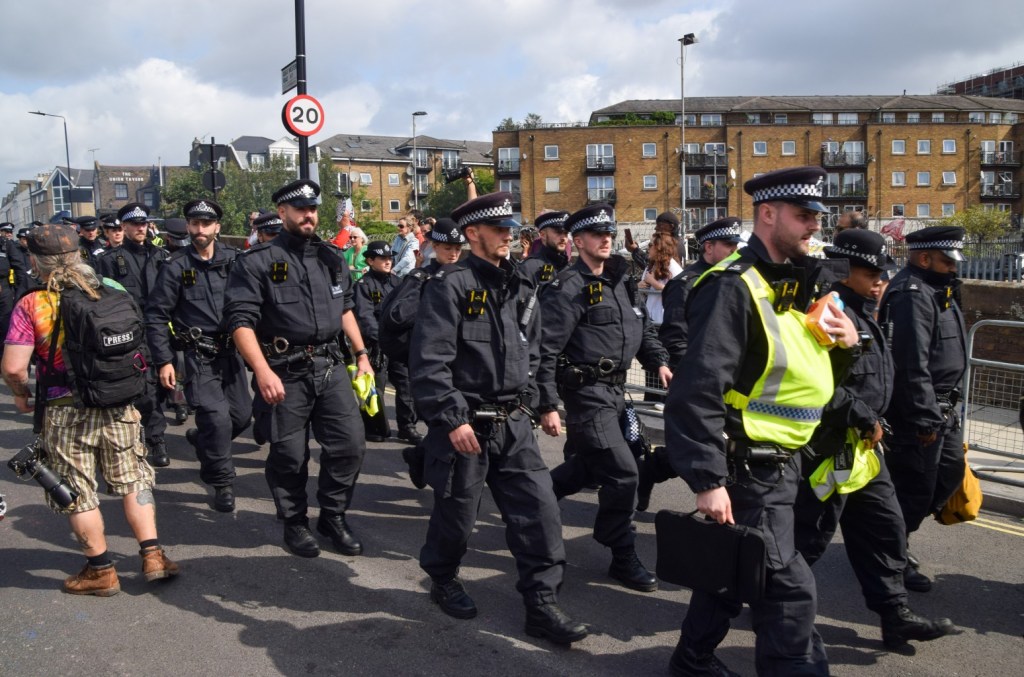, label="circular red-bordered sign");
[282,94,325,137]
